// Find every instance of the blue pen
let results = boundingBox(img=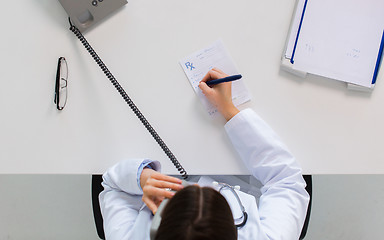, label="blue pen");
[207,74,242,86]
